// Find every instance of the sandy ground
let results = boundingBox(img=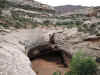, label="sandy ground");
[32,59,70,75]
[31,51,70,75]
